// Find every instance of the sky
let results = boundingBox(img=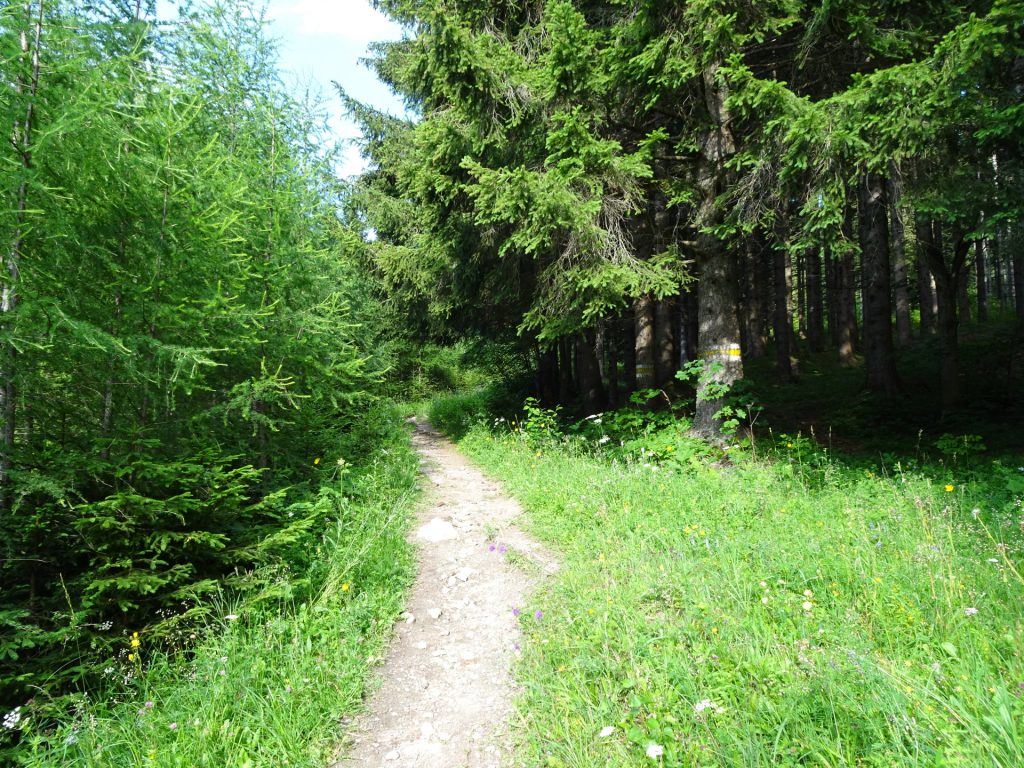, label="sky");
[157,0,407,178]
